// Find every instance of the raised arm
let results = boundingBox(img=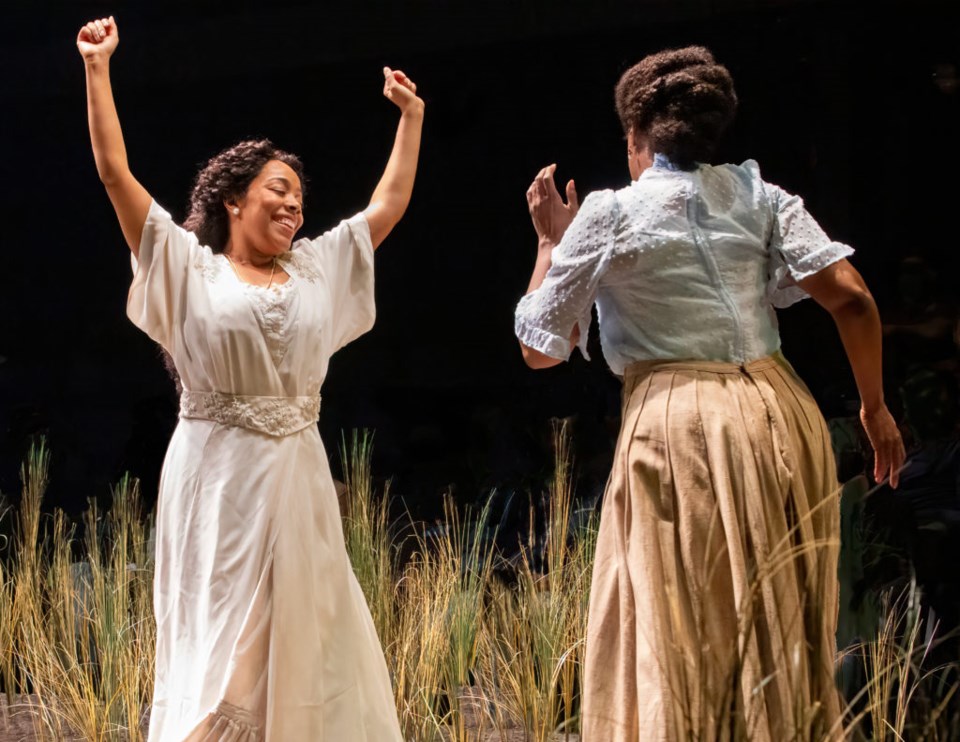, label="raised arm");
[519,164,580,369]
[799,259,906,487]
[364,67,424,250]
[77,16,151,256]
